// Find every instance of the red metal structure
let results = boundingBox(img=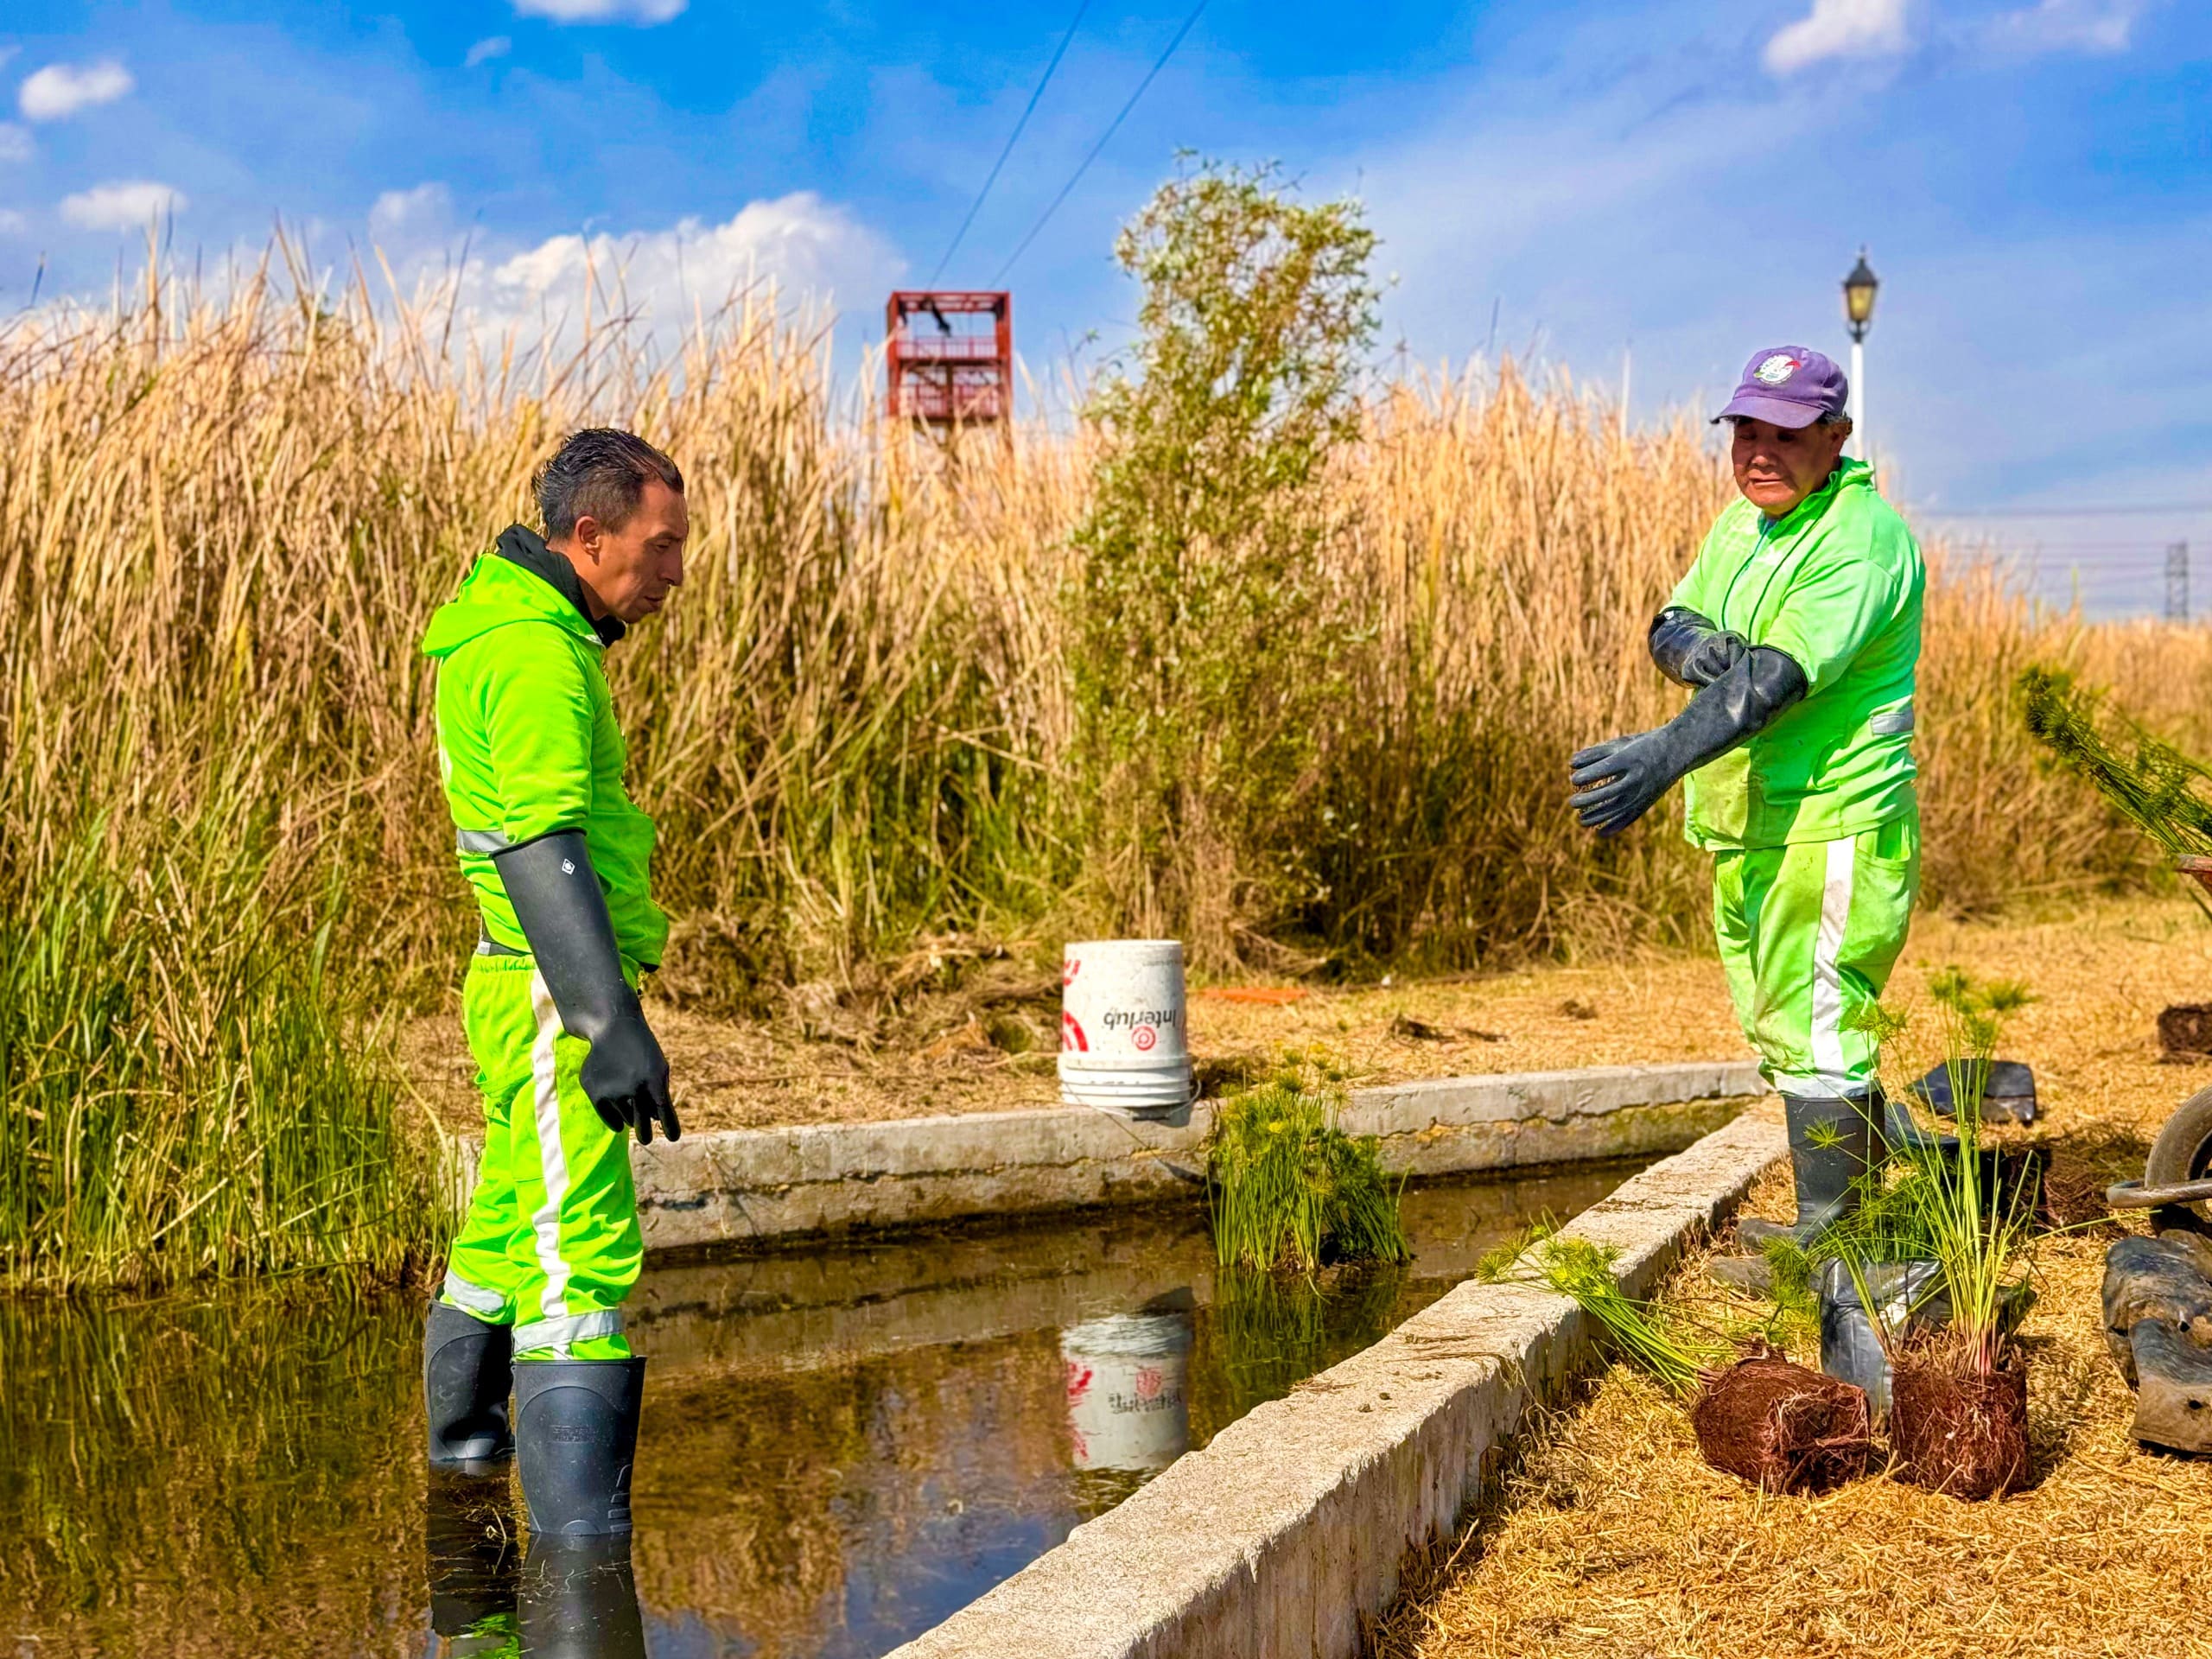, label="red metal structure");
[885,291,1014,434]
